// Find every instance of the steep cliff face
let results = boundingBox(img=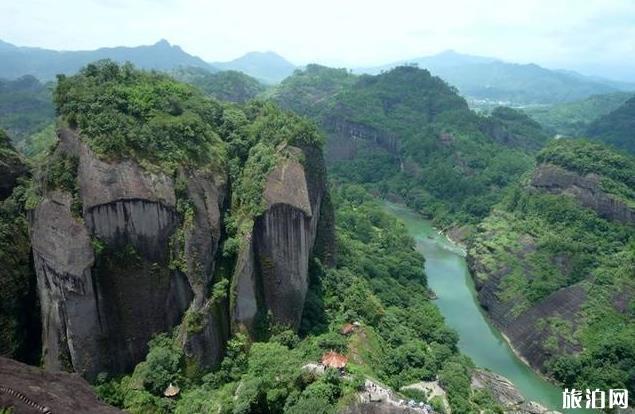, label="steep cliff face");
[323,116,400,162]
[232,145,330,334]
[530,163,634,224]
[468,139,634,377]
[31,128,229,379]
